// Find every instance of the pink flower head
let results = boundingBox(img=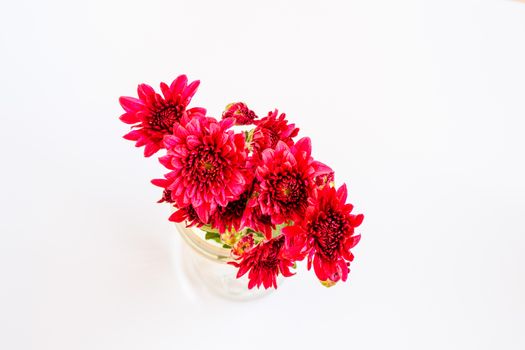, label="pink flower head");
[222,102,258,125]
[283,184,363,284]
[119,75,206,157]
[152,116,248,223]
[255,137,332,225]
[252,110,299,153]
[230,235,294,289]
